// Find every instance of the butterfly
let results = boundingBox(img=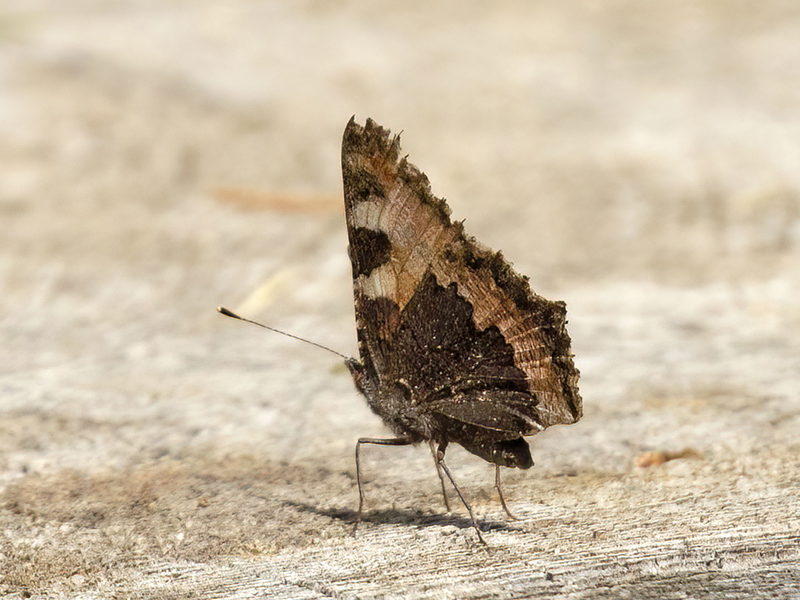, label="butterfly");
[341,117,581,542]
